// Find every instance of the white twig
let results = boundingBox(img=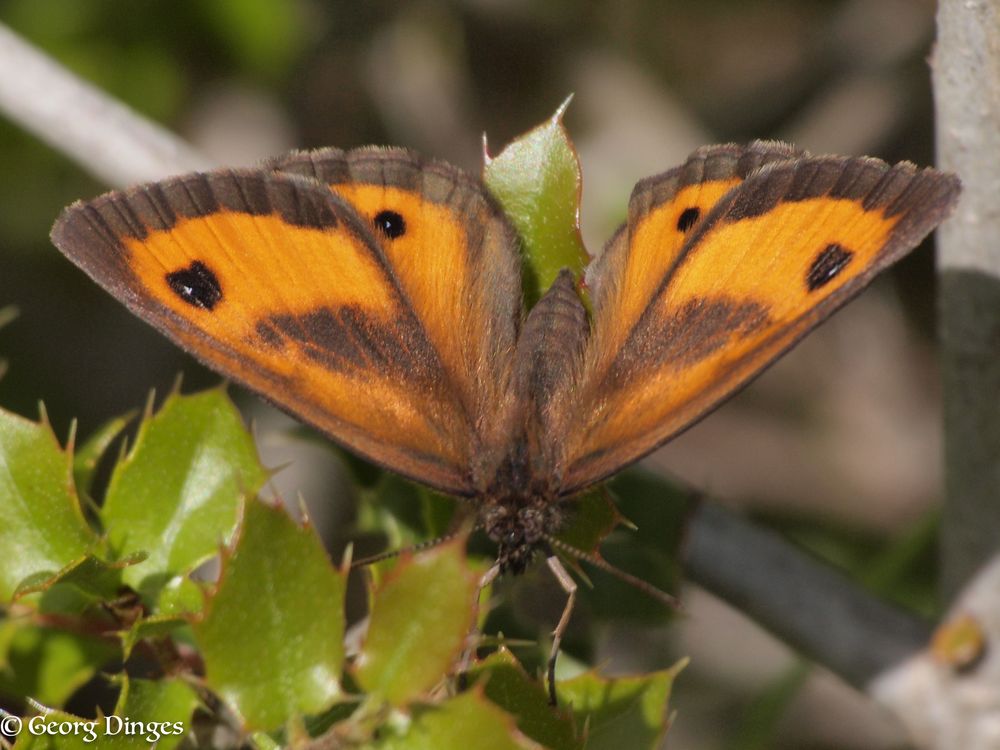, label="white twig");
[933,0,1000,596]
[0,22,211,187]
[871,554,1000,749]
